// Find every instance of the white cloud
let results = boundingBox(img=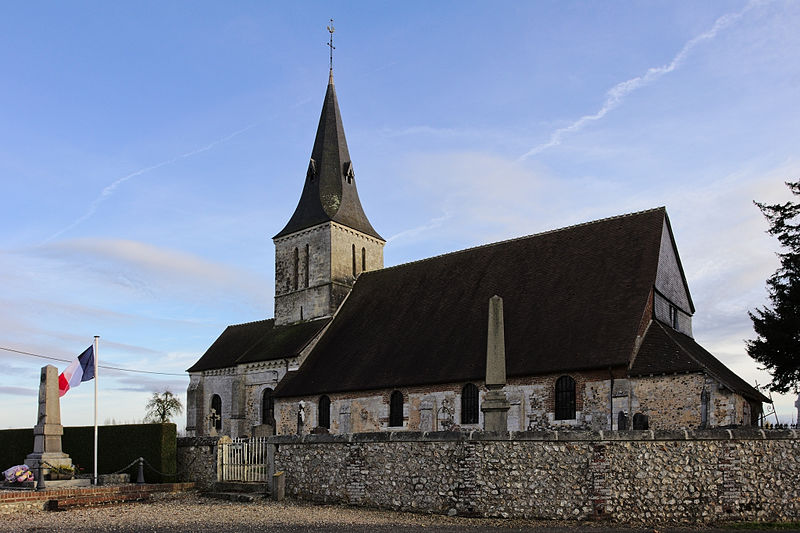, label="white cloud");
[518,0,764,160]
